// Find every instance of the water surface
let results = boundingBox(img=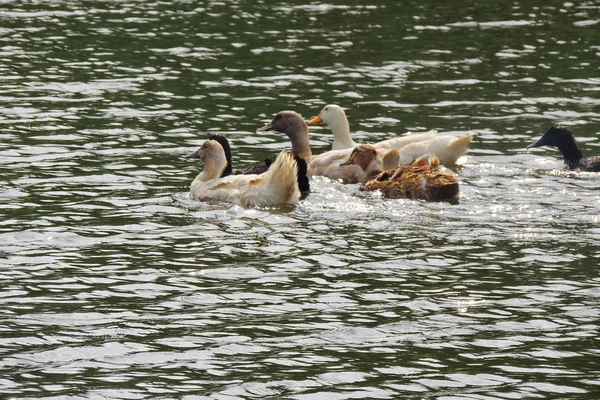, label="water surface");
[1,0,599,399]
